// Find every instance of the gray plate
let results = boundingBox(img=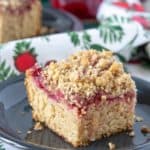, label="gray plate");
[0,75,150,150]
